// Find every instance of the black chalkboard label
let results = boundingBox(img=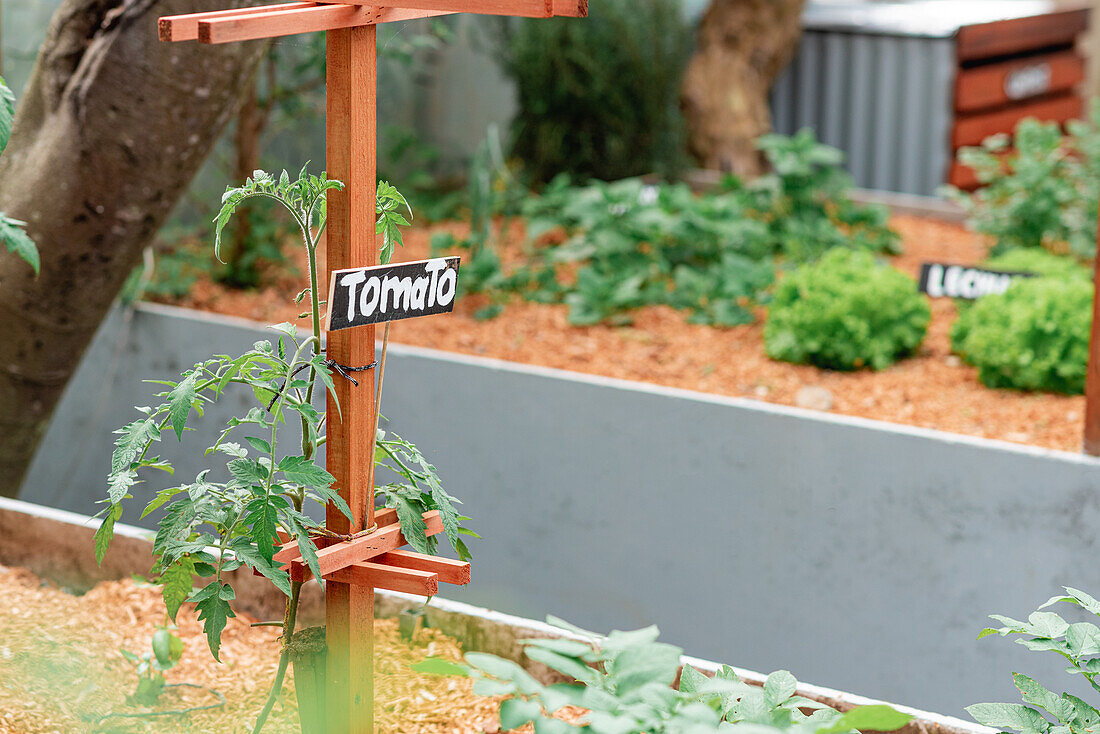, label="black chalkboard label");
[325,257,461,331]
[918,262,1034,300]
